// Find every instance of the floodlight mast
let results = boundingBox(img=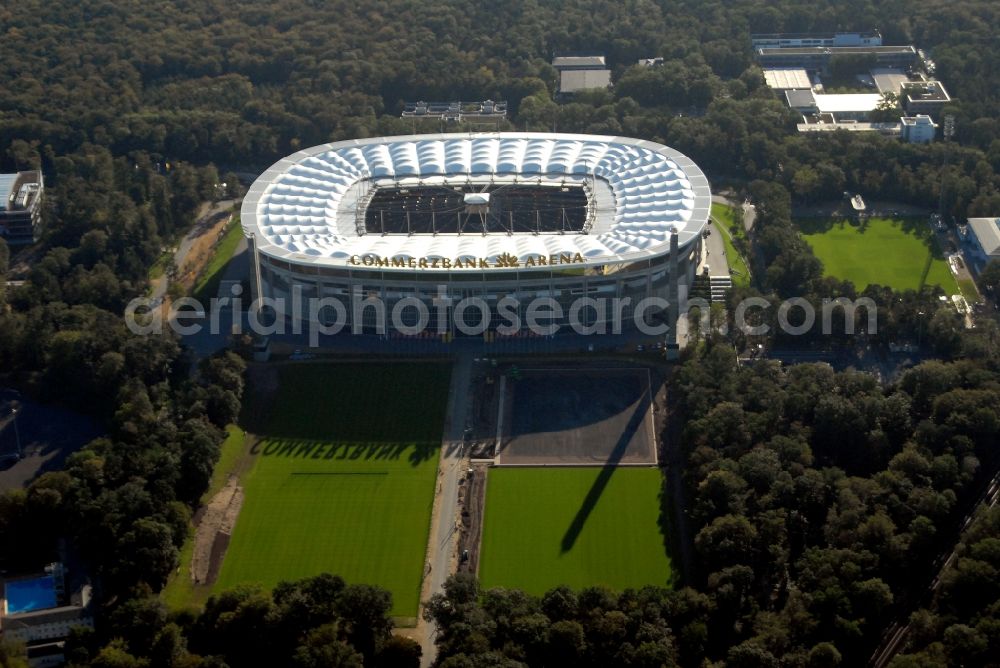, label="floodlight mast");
[11,406,21,458]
